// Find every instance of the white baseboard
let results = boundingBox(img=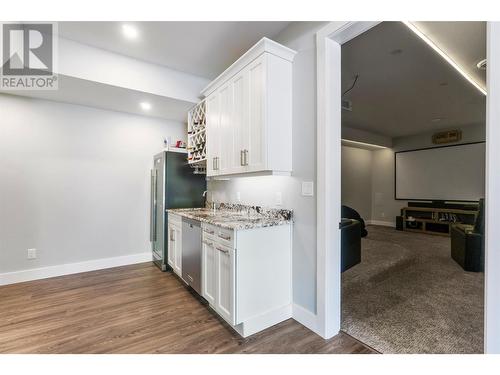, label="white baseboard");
[235,304,293,338]
[367,220,395,228]
[292,303,319,334]
[0,252,153,286]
